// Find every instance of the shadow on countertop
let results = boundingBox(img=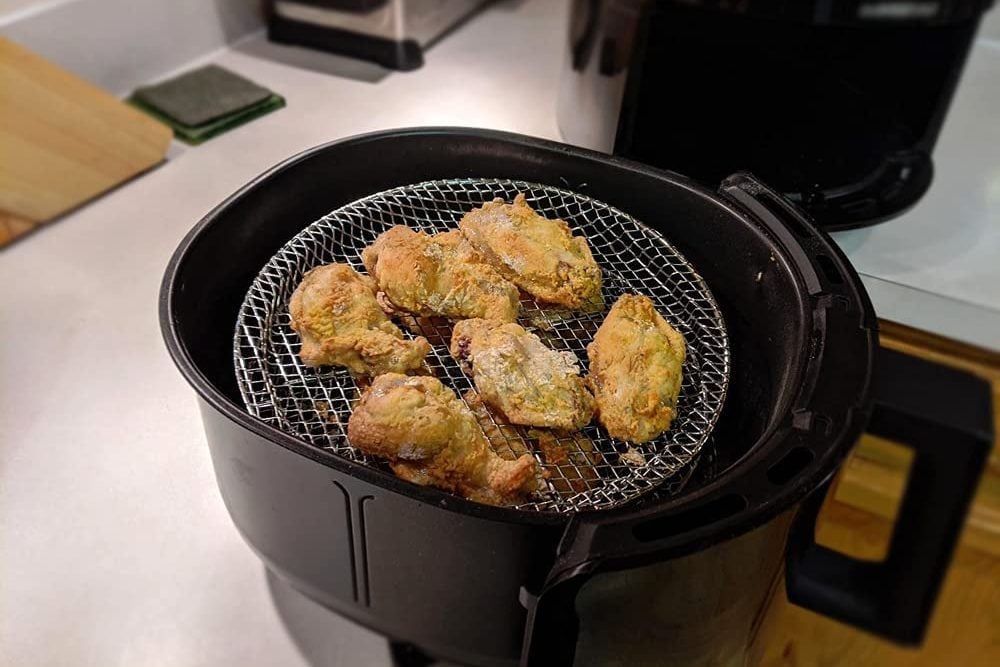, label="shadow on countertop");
[267,567,393,666]
[267,567,471,666]
[233,33,391,84]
